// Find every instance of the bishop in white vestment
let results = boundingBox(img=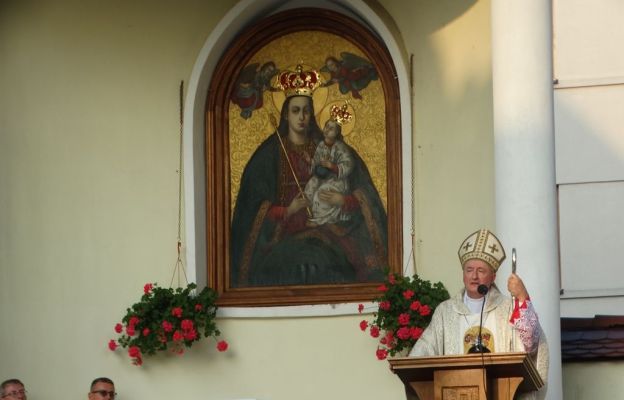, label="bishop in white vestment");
[408,229,549,400]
